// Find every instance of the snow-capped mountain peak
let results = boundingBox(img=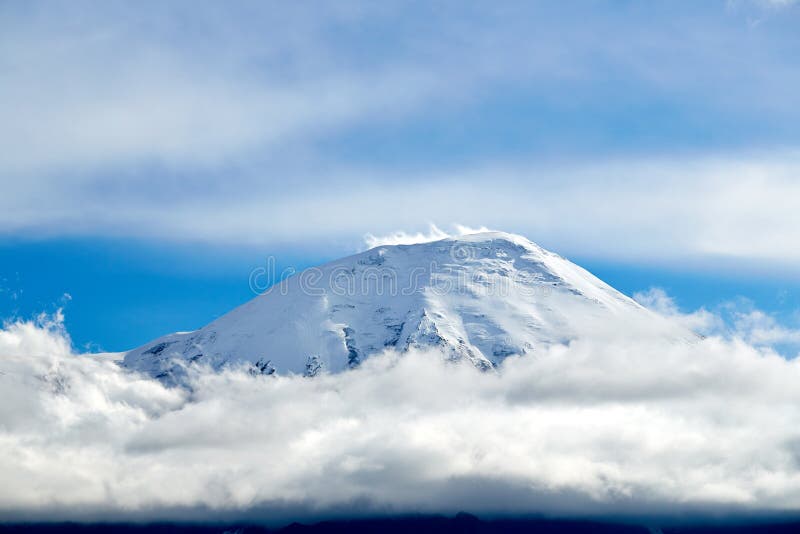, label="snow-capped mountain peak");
[124,231,682,382]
